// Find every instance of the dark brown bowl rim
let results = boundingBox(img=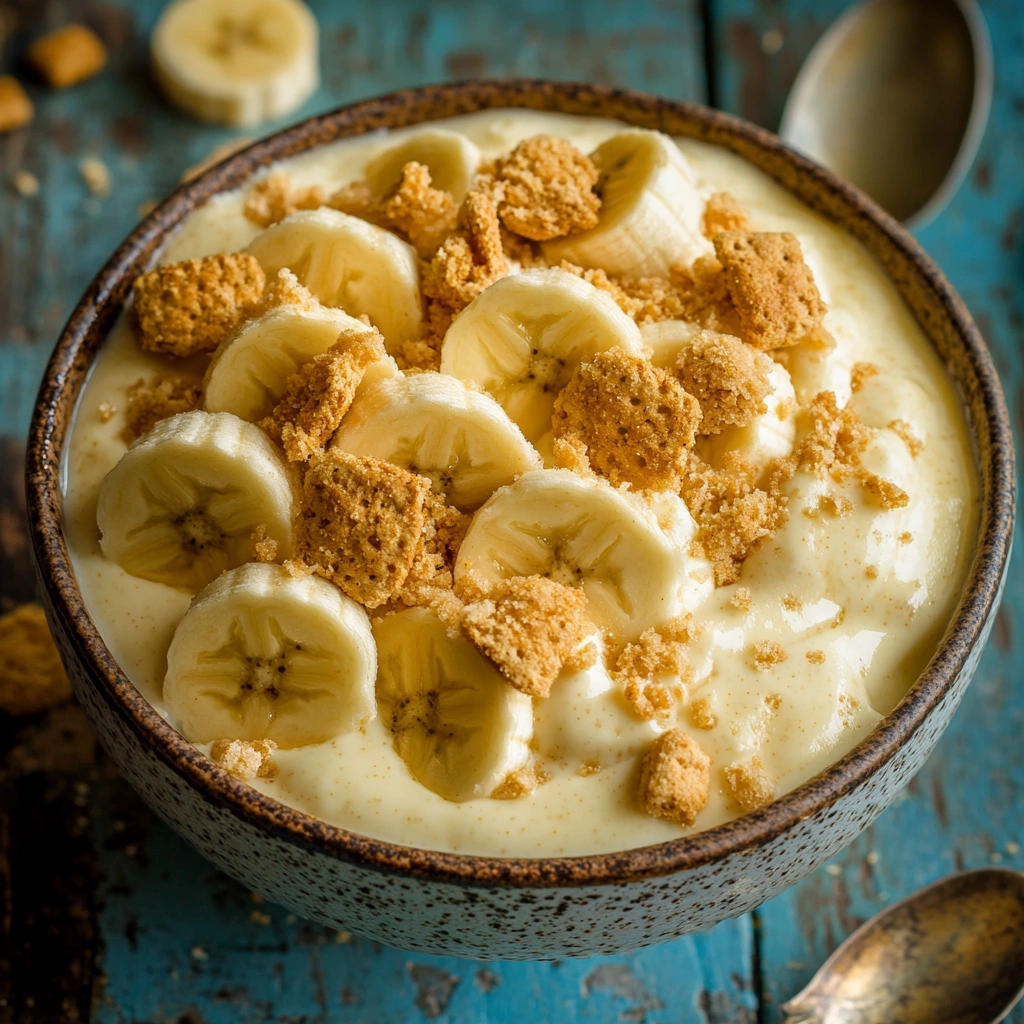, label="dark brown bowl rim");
[26,80,1015,889]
